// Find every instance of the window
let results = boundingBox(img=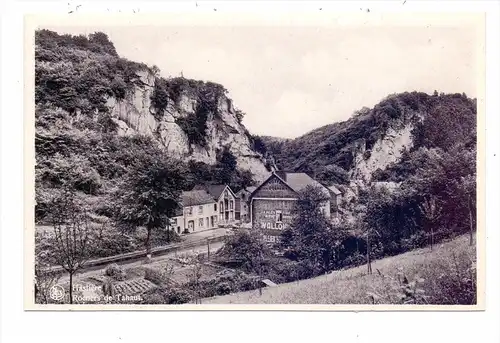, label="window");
[206,217,209,227]
[199,218,204,227]
[219,202,223,213]
[241,194,246,201]
[276,210,283,223]
[214,203,217,211]
[177,227,180,234]
[230,200,234,210]
[186,207,193,216]
[198,206,203,214]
